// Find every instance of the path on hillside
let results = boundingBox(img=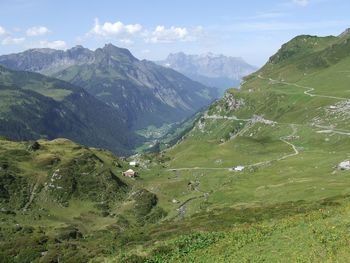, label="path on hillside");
[169,124,300,218]
[175,195,204,219]
[168,123,300,172]
[277,124,299,160]
[245,124,299,167]
[23,181,39,211]
[314,124,350,136]
[204,114,251,122]
[316,129,350,136]
[257,75,347,100]
[257,75,350,136]
[167,72,350,173]
[167,75,350,217]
